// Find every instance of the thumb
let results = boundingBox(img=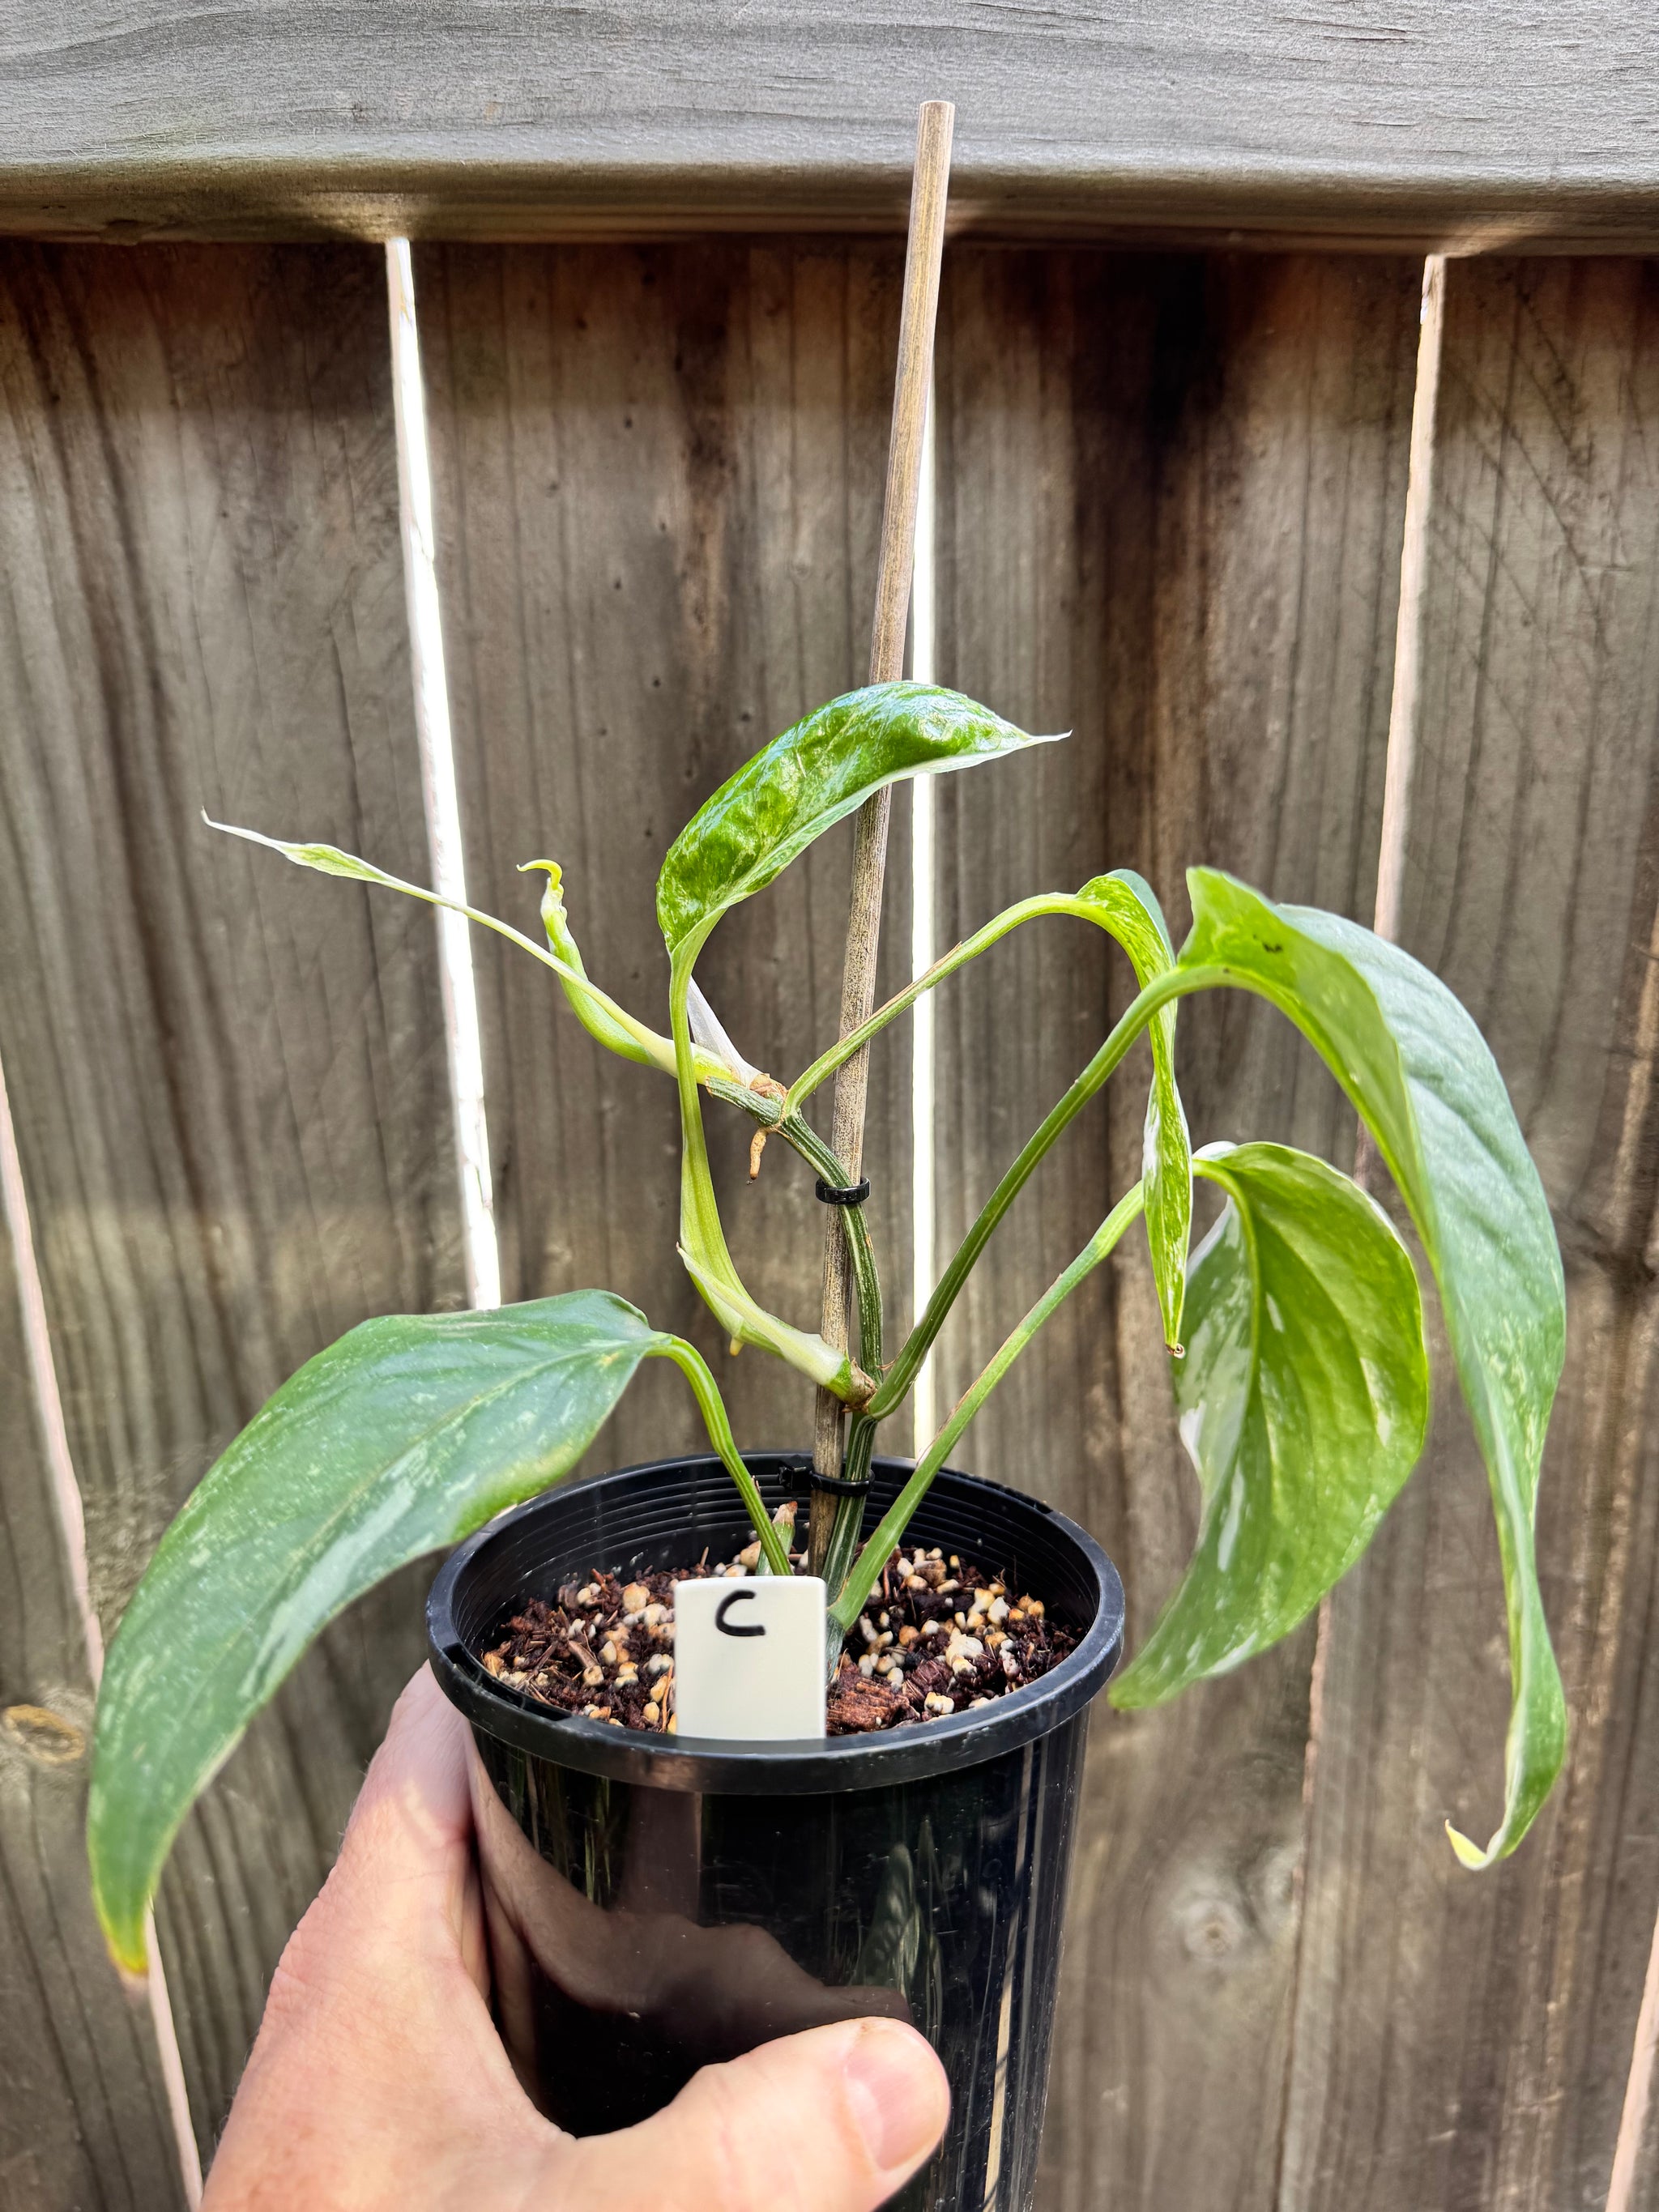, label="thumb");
[548,2017,949,2212]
